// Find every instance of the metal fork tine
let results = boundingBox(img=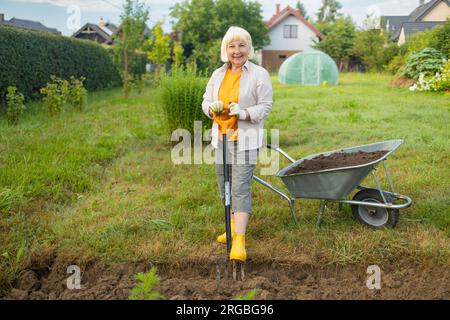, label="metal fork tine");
[215,257,222,292]
[224,261,229,279]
